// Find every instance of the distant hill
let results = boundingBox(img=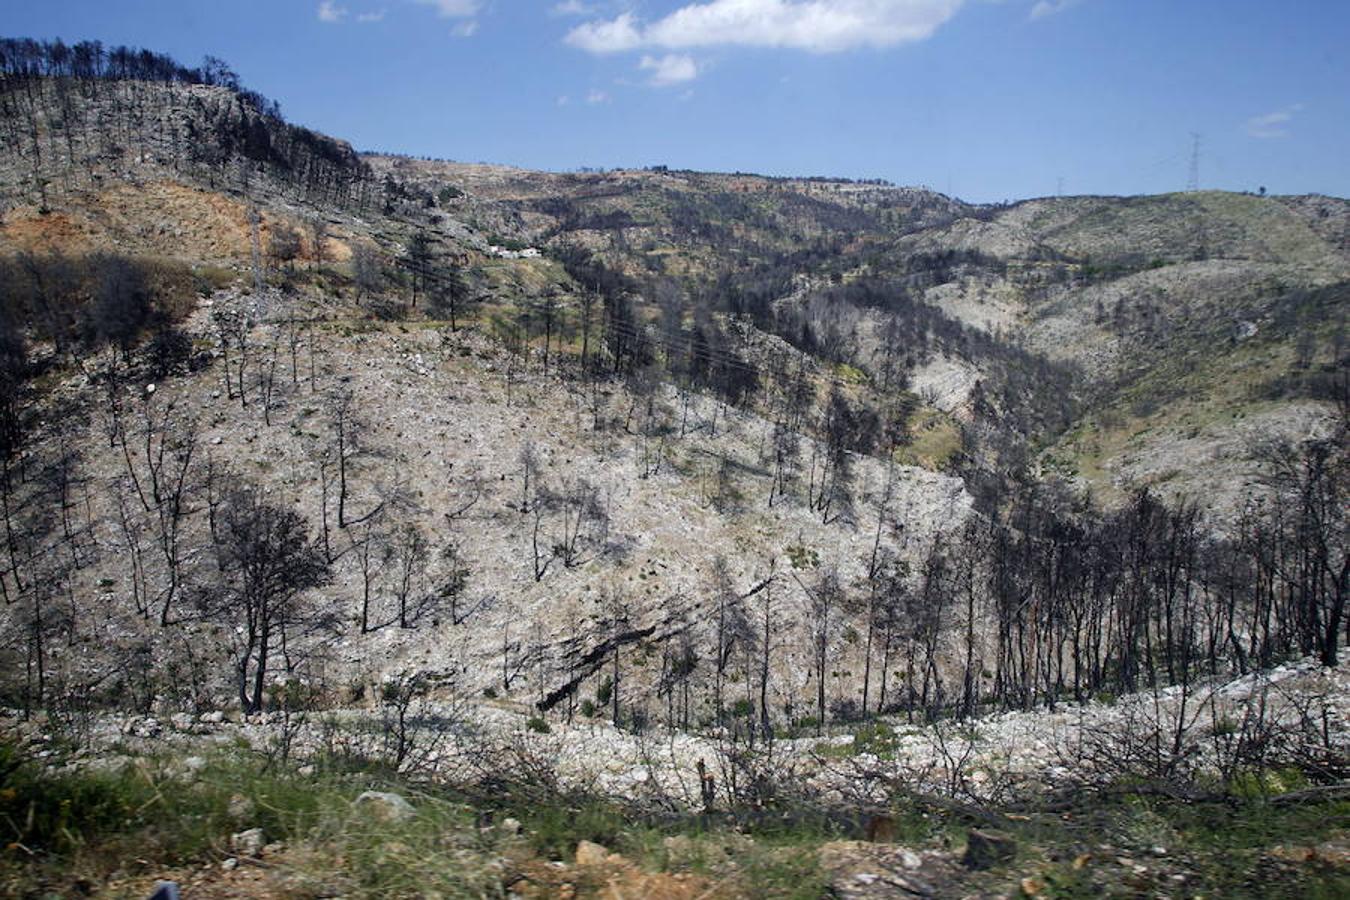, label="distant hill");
[3,40,1345,517]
